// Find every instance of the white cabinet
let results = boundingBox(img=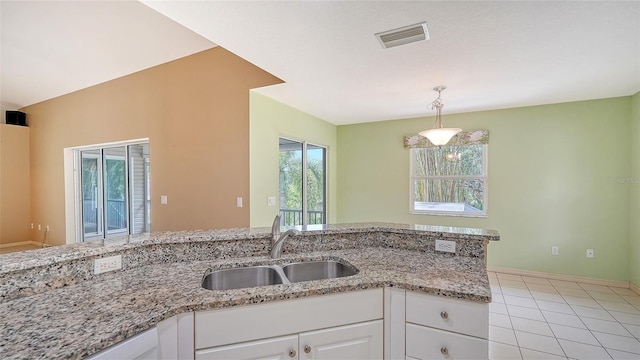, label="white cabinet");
[194,290,384,360]
[87,327,159,360]
[299,320,383,360]
[406,323,487,360]
[88,316,179,360]
[404,291,489,360]
[196,321,382,360]
[384,287,406,360]
[406,291,488,339]
[88,287,490,360]
[195,334,299,360]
